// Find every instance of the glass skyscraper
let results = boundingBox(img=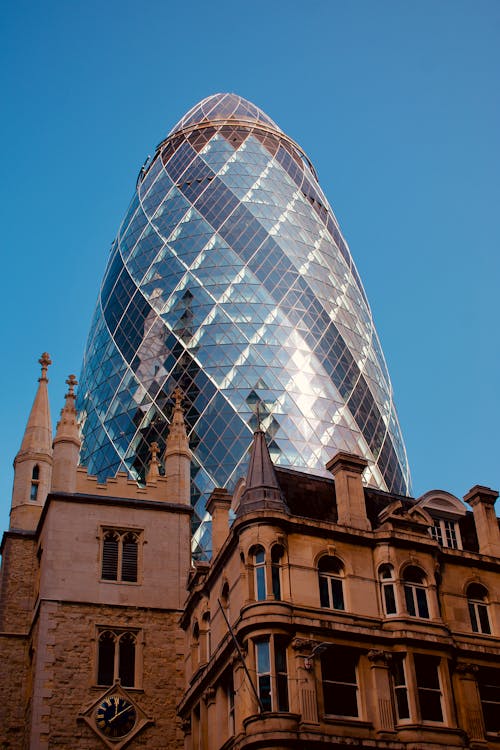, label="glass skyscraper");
[77,93,410,558]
